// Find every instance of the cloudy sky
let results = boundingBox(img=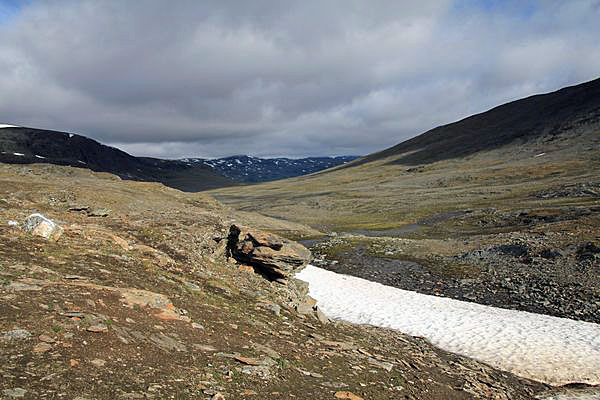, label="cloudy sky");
[0,0,599,159]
